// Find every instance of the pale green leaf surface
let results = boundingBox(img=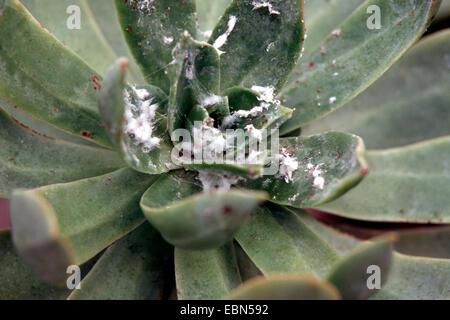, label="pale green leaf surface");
[240,131,367,208]
[20,0,145,83]
[9,168,158,284]
[0,230,70,299]
[69,223,172,300]
[115,0,197,93]
[175,242,241,300]
[225,273,340,300]
[318,137,450,223]
[0,106,124,198]
[302,30,450,149]
[208,0,304,93]
[280,0,441,134]
[0,0,111,146]
[141,171,267,249]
